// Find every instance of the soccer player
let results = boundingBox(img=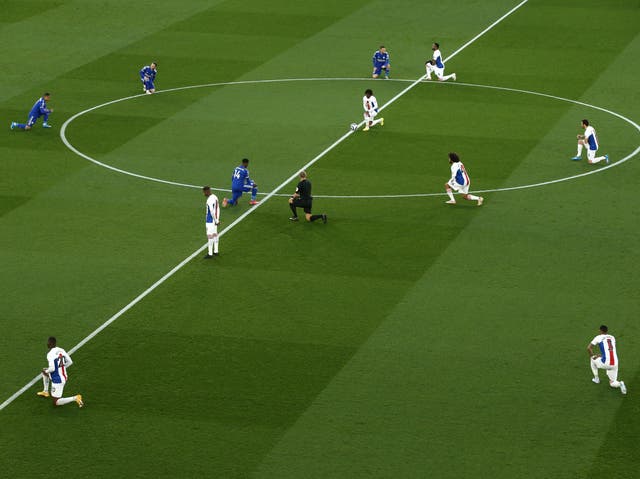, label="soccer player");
[288,170,327,223]
[38,337,83,408]
[139,62,158,94]
[362,89,384,132]
[203,186,220,259]
[572,119,609,164]
[587,325,627,394]
[445,152,483,206]
[10,93,54,130]
[425,43,456,82]
[372,45,390,79]
[222,158,259,207]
